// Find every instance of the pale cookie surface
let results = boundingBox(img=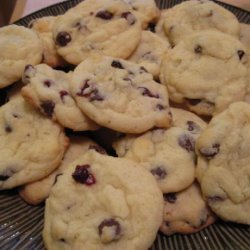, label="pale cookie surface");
[161,182,215,235]
[71,55,172,133]
[30,16,66,68]
[129,31,169,78]
[196,102,250,224]
[113,108,206,192]
[0,25,43,88]
[0,97,68,189]
[43,150,163,250]
[163,0,240,46]
[122,0,160,28]
[19,136,105,205]
[240,23,250,55]
[160,30,248,116]
[53,0,142,65]
[154,9,170,41]
[22,64,98,131]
